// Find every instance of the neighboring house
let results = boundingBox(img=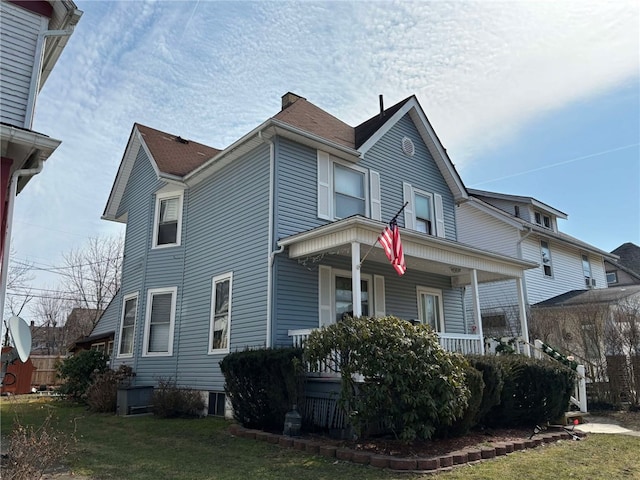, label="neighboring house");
[95,92,536,413]
[457,189,617,336]
[0,0,82,315]
[29,320,64,355]
[69,300,116,354]
[605,243,640,286]
[532,285,640,403]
